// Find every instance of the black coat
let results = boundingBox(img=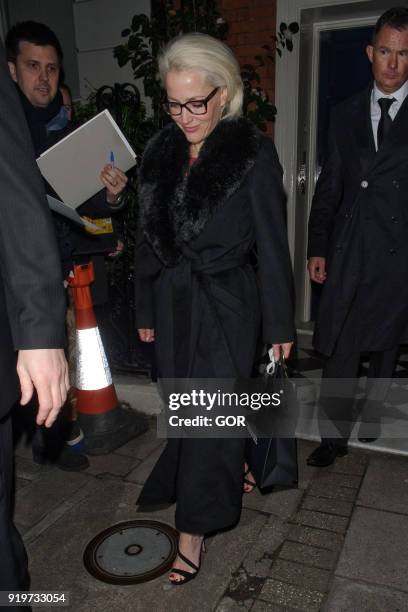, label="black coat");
[135,117,295,378]
[134,118,295,533]
[0,45,65,417]
[308,85,408,355]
